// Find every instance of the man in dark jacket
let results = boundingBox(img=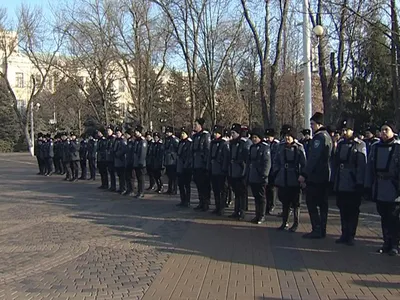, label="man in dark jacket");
[365,121,400,256]
[35,133,45,175]
[363,125,379,155]
[299,112,333,239]
[264,128,280,215]
[164,126,179,195]
[87,134,97,180]
[96,129,108,189]
[248,127,271,224]
[106,125,116,191]
[300,129,312,158]
[61,132,72,181]
[43,133,54,176]
[177,127,193,207]
[208,125,229,215]
[79,134,88,180]
[114,126,127,194]
[192,118,211,211]
[69,132,80,182]
[145,131,156,190]
[133,125,147,198]
[53,133,62,175]
[124,129,135,196]
[152,132,164,193]
[332,118,367,246]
